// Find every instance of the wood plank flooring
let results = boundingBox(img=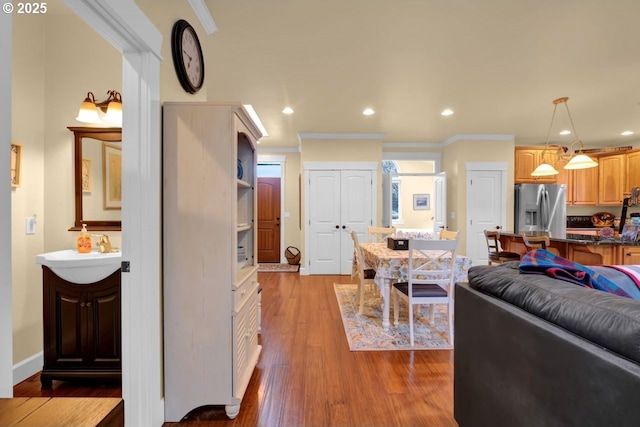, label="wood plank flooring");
[14,272,457,427]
